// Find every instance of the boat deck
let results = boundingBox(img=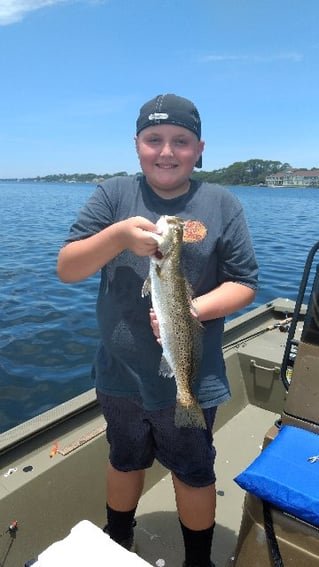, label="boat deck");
[134,404,279,567]
[0,299,302,567]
